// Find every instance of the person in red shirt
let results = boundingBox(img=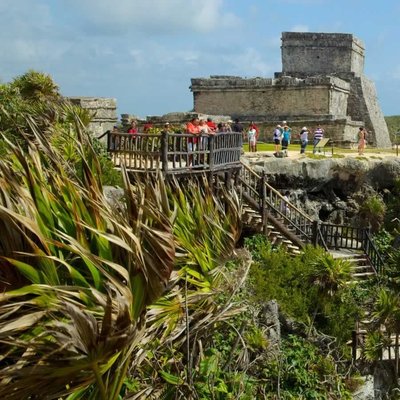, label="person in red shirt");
[143,120,153,133]
[206,117,217,132]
